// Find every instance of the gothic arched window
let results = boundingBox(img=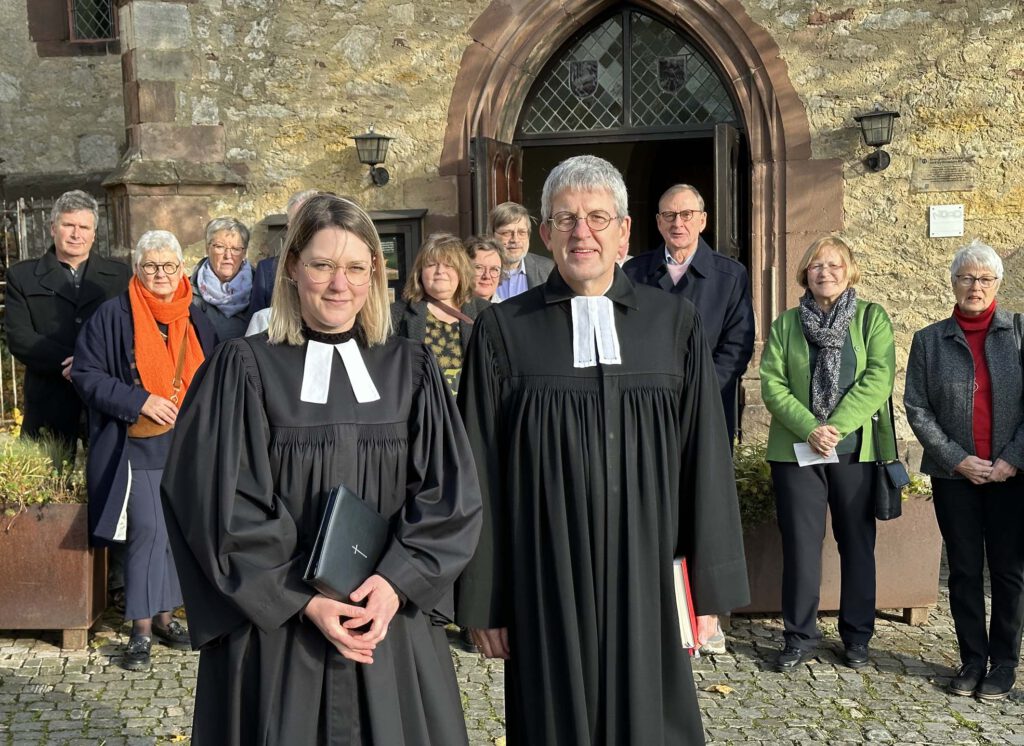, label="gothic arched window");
[519,8,738,137]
